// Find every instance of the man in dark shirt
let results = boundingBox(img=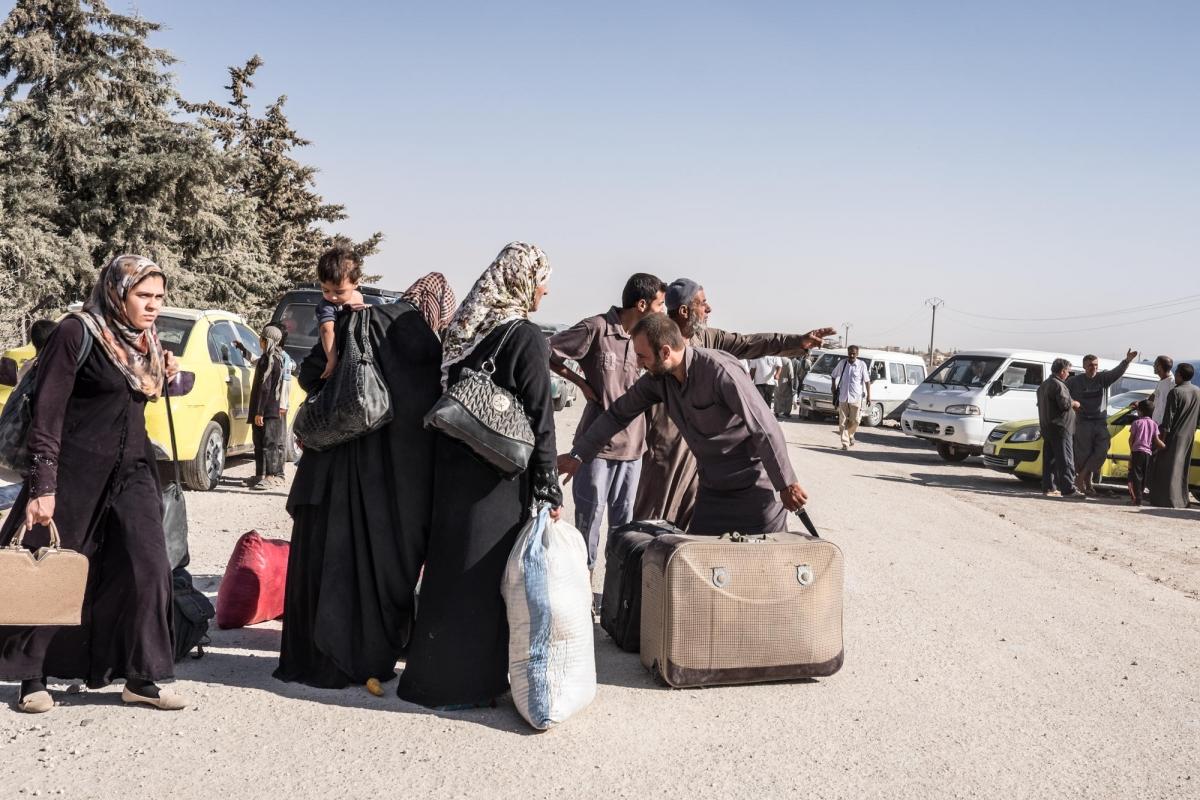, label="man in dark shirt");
[548,274,666,569]
[559,313,808,534]
[1066,349,1137,494]
[1037,358,1084,499]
